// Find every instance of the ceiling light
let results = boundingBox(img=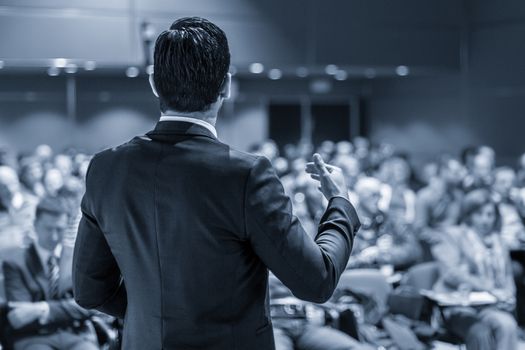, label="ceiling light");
[47,67,60,76]
[249,63,264,74]
[268,68,282,80]
[334,70,348,81]
[54,58,67,68]
[395,65,409,76]
[325,64,338,75]
[84,61,96,71]
[126,66,139,78]
[65,63,78,74]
